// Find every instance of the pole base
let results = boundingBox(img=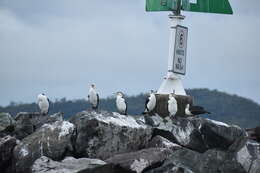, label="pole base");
[157,72,186,95]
